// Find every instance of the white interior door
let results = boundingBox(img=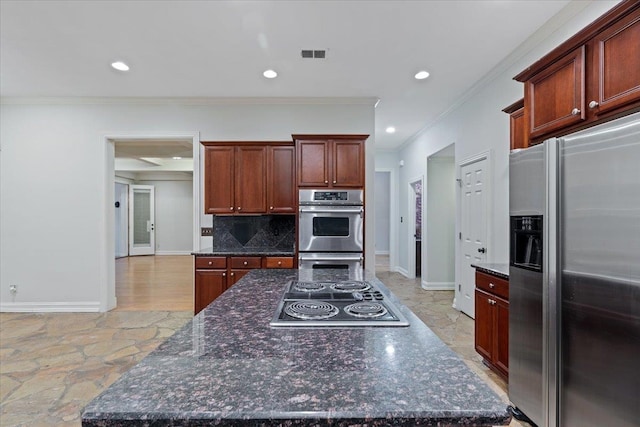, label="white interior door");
[457,157,488,318]
[129,185,155,256]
